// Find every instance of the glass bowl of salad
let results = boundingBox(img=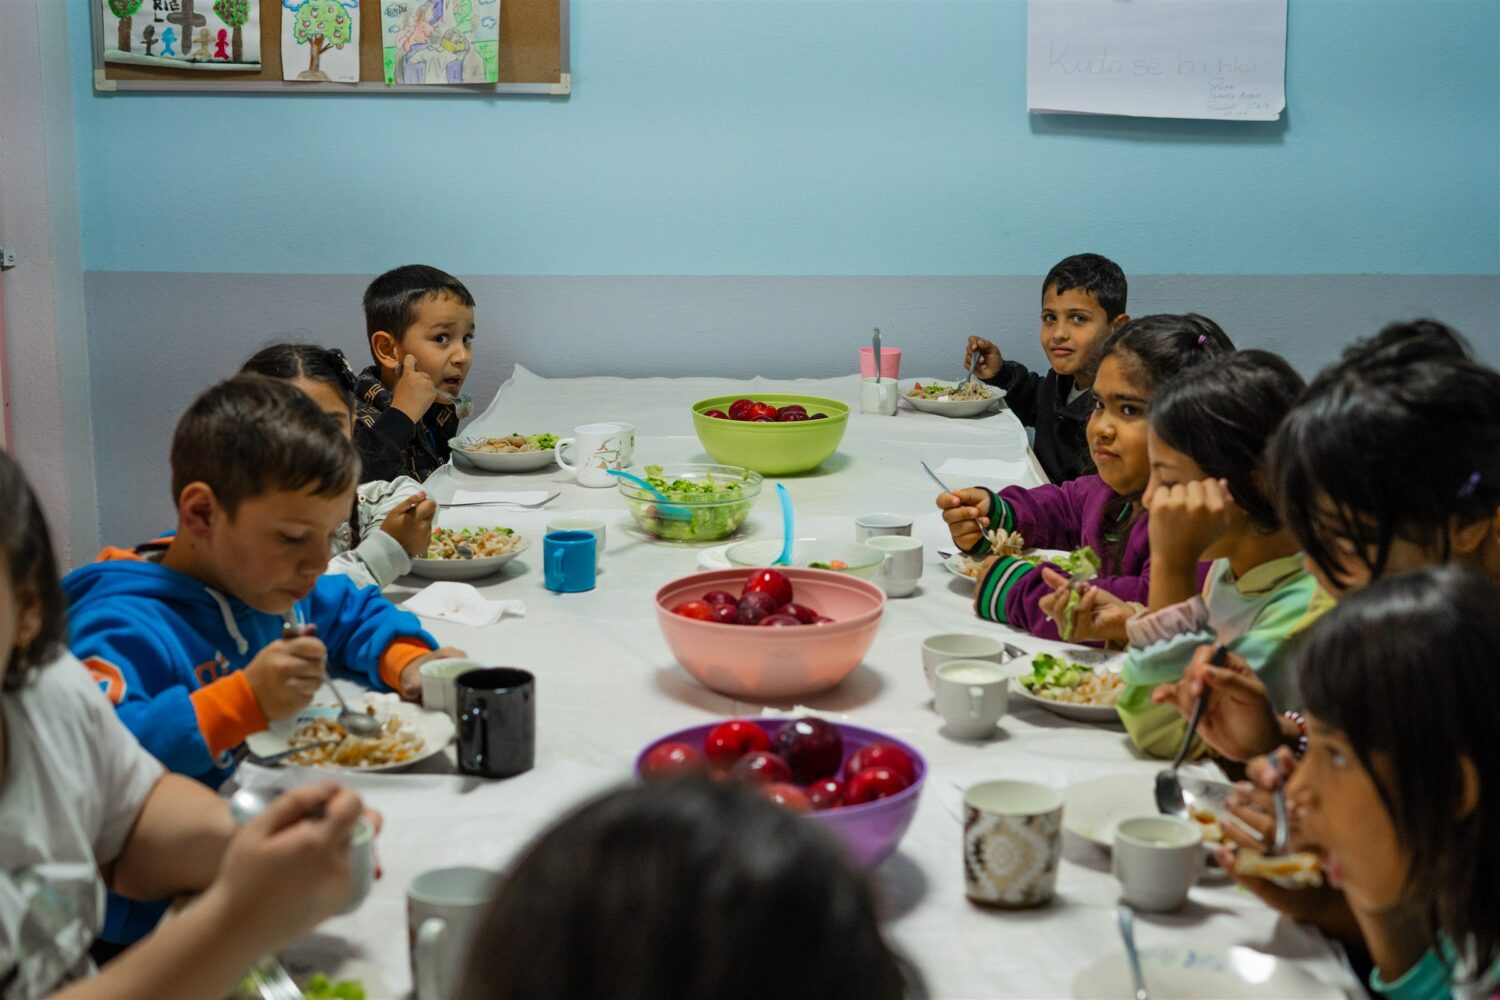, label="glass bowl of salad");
[617,464,762,542]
